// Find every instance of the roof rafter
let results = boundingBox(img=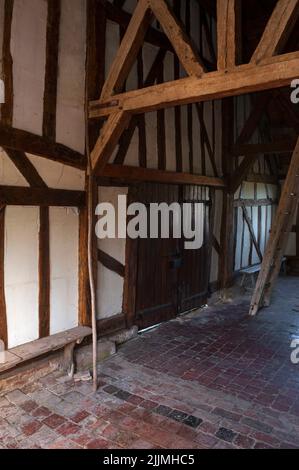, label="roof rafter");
[251,0,299,63]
